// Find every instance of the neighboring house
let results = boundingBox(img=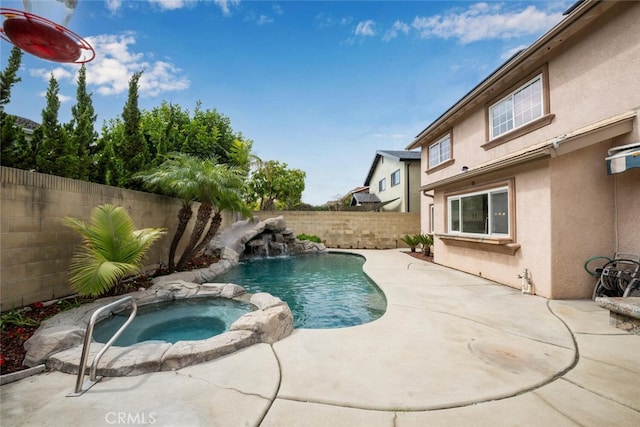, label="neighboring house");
[363,150,421,212]
[13,115,39,141]
[407,1,640,299]
[350,188,381,211]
